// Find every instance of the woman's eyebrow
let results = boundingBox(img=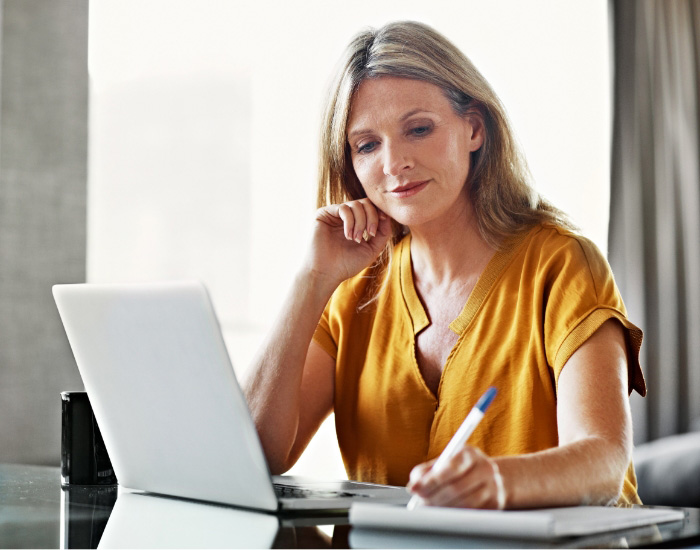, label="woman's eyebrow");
[347,127,373,139]
[399,108,432,121]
